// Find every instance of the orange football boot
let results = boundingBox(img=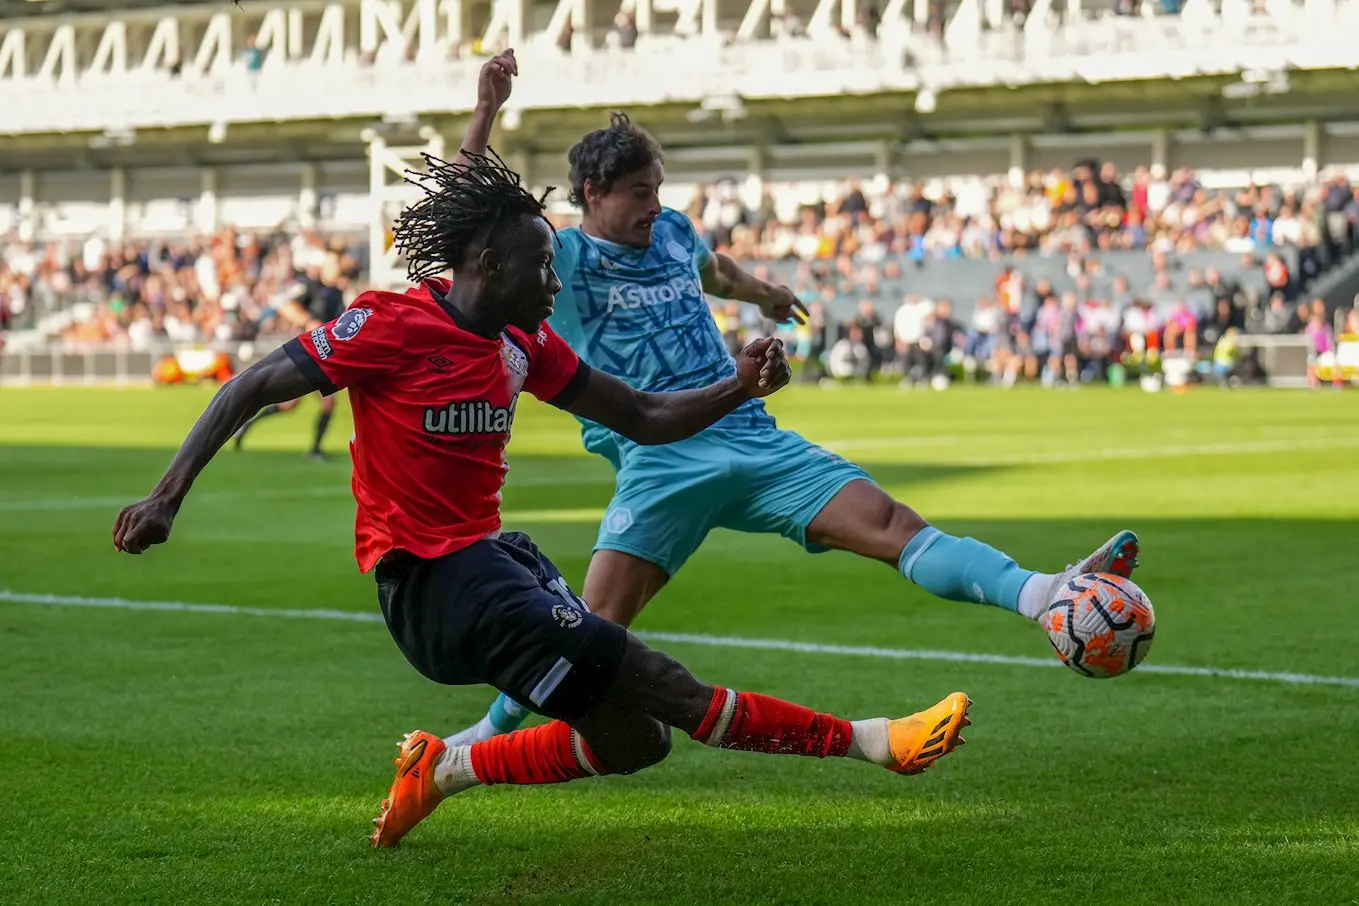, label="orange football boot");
[370,730,447,848]
[885,692,972,775]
